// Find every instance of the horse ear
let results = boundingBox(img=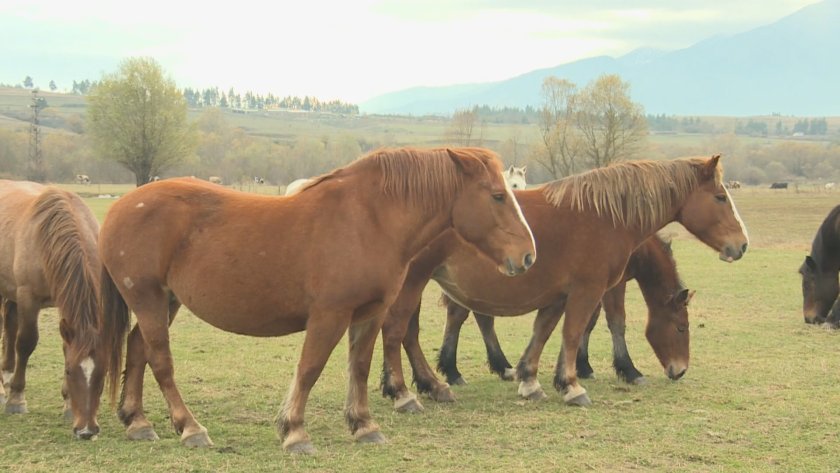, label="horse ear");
[521,165,527,174]
[59,318,75,343]
[804,255,818,272]
[446,148,484,176]
[508,165,515,172]
[702,154,721,180]
[674,288,694,306]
